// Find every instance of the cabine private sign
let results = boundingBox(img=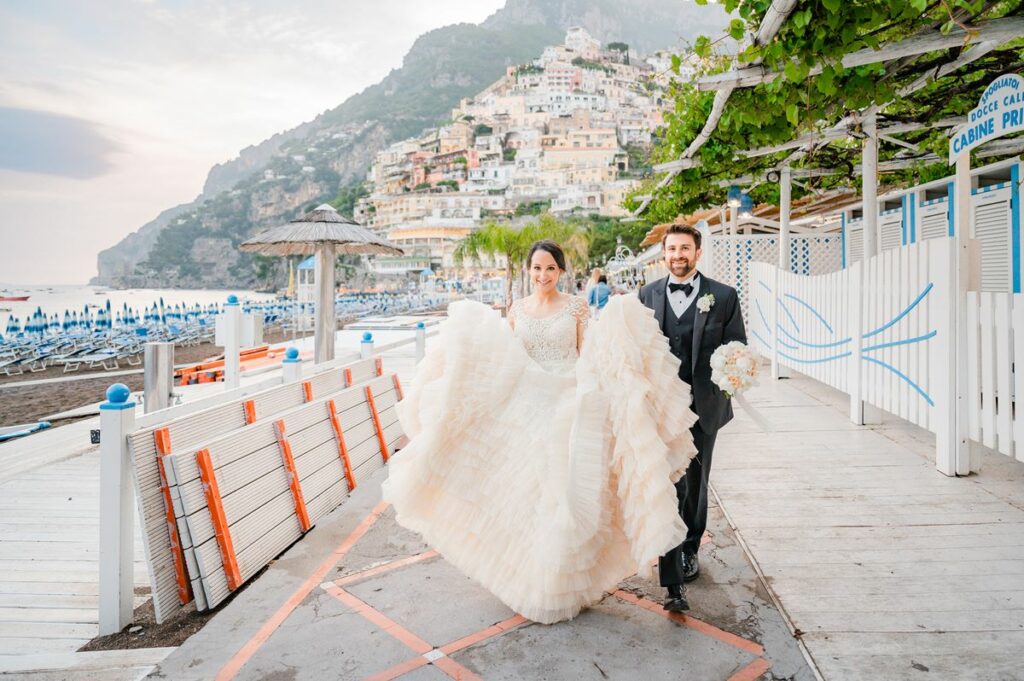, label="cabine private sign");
[950,73,1024,163]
